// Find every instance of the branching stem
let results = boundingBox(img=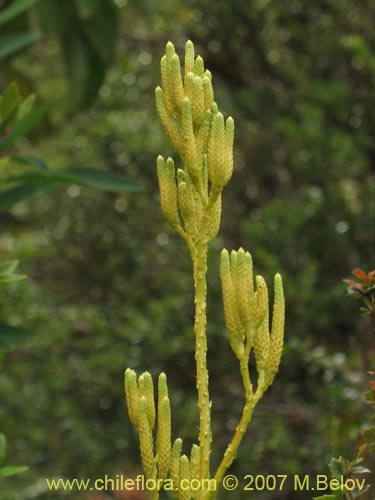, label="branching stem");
[203,371,264,500]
